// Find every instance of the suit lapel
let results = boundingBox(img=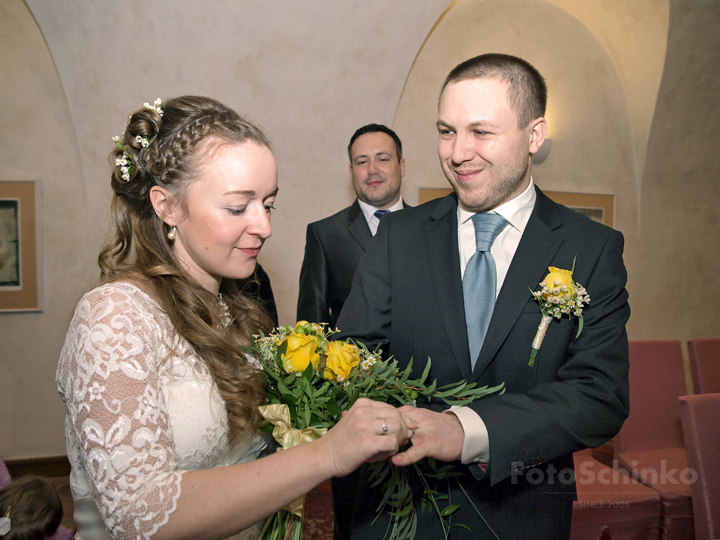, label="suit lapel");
[347,200,372,252]
[426,195,474,380]
[473,189,565,378]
